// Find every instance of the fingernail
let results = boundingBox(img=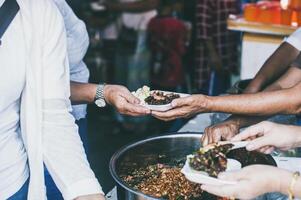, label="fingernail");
[171,102,177,107]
